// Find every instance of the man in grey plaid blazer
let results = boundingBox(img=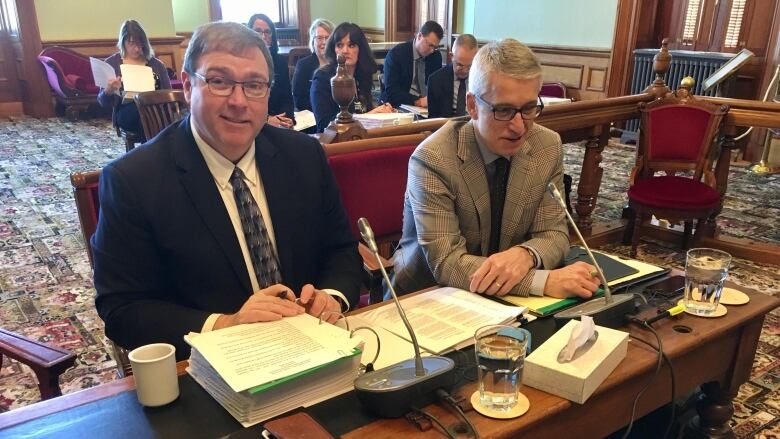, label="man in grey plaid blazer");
[391,39,600,299]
